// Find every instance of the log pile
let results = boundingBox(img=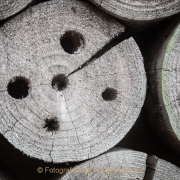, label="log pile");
[59,148,180,180]
[88,0,180,21]
[145,20,180,155]
[0,0,180,179]
[0,0,33,20]
[0,0,146,163]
